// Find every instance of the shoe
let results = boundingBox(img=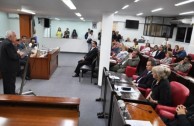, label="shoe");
[25,76,31,80]
[72,74,79,77]
[95,98,102,101]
